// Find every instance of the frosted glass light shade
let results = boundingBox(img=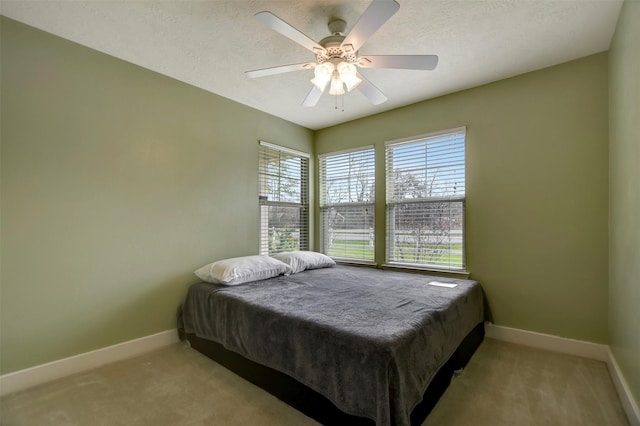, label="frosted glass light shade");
[312,61,361,97]
[329,75,345,95]
[311,62,333,91]
[337,62,361,92]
